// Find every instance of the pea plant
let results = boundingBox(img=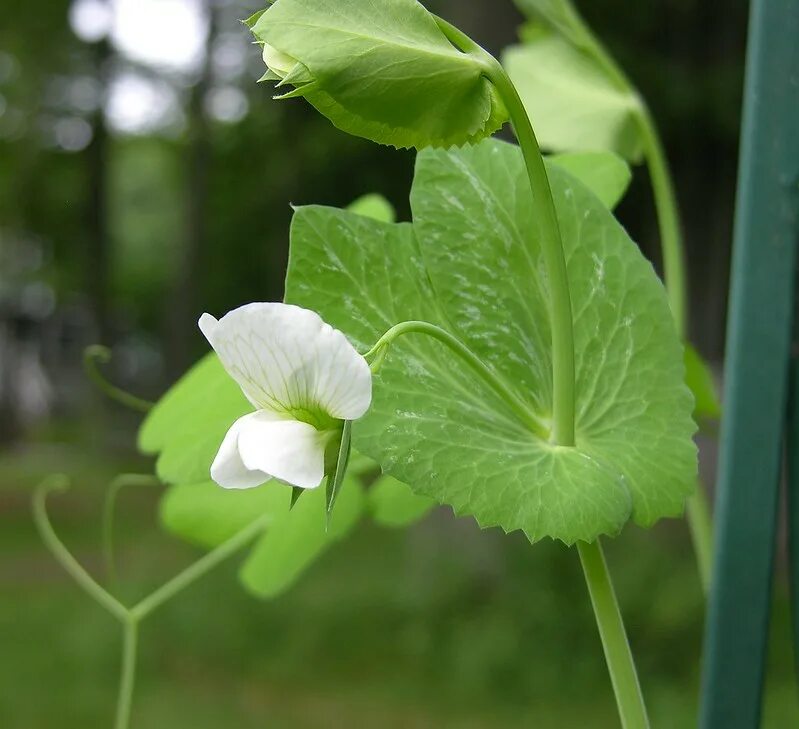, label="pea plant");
[34,1,719,728]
